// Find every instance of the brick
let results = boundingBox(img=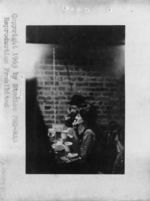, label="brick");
[35,61,124,127]
[44,106,51,110]
[59,72,68,76]
[44,110,54,115]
